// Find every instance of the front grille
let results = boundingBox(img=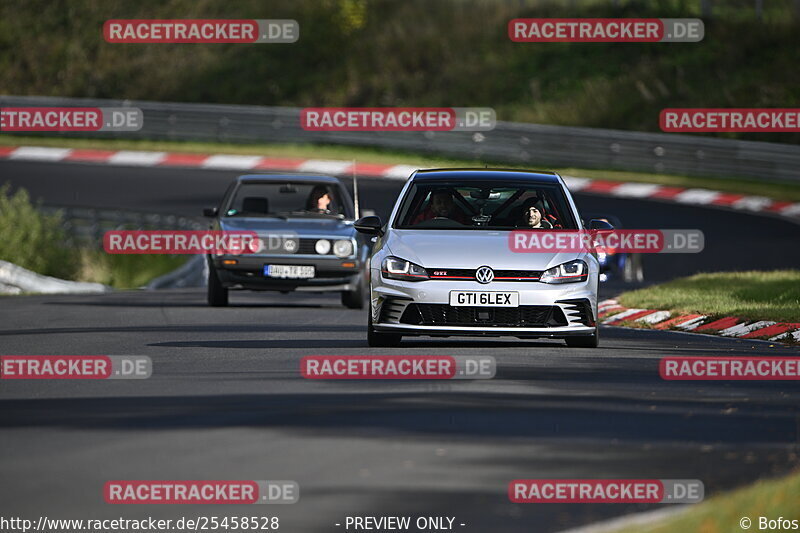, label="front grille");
[494,270,544,281]
[426,268,543,281]
[400,304,567,327]
[557,298,595,326]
